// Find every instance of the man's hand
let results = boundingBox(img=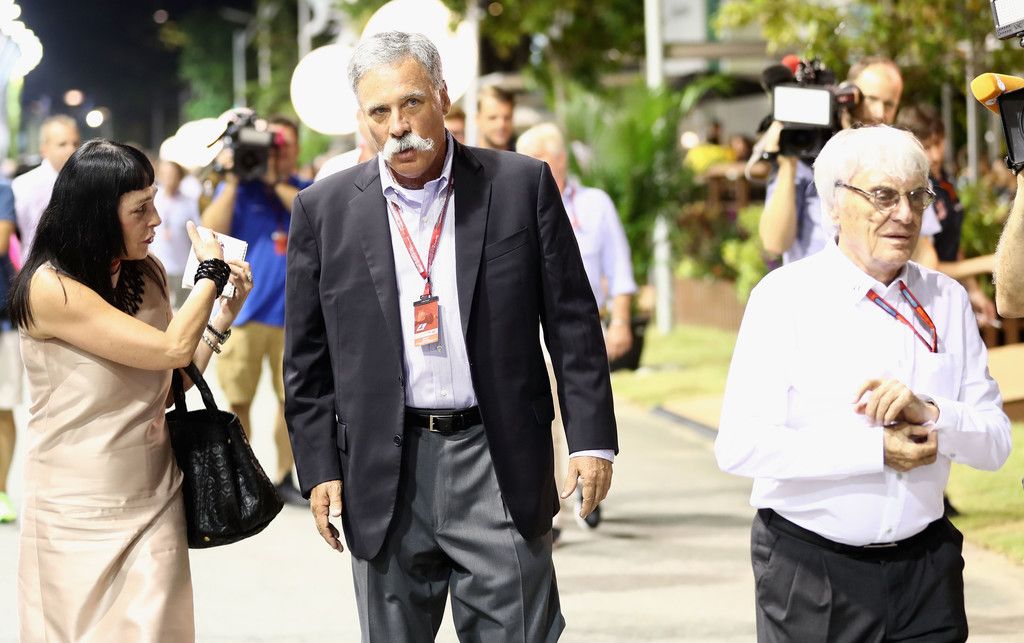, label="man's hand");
[560,456,613,520]
[883,423,938,472]
[263,146,281,186]
[968,287,997,327]
[310,479,344,552]
[854,378,939,426]
[605,322,633,362]
[760,121,784,155]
